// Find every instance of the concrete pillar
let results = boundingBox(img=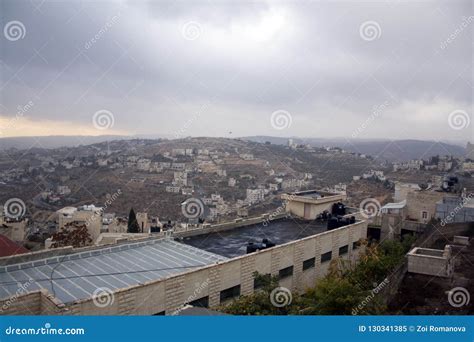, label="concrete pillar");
[240,256,256,296]
[208,266,221,307]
